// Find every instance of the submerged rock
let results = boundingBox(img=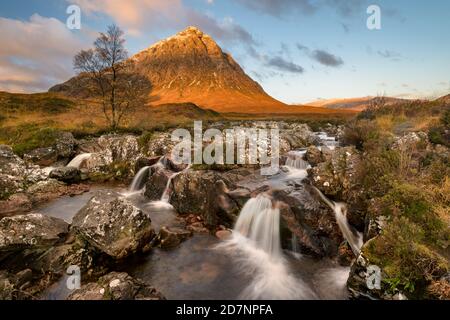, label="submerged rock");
[153,226,192,249]
[67,272,165,300]
[72,191,155,259]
